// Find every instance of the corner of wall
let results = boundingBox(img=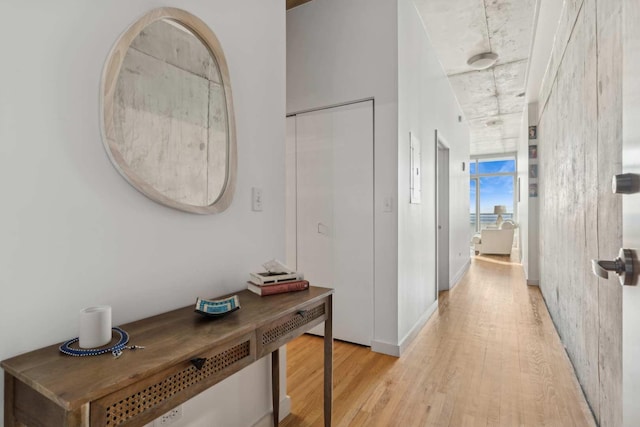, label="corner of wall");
[372,298,439,358]
[450,259,471,290]
[371,340,401,357]
[399,300,438,356]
